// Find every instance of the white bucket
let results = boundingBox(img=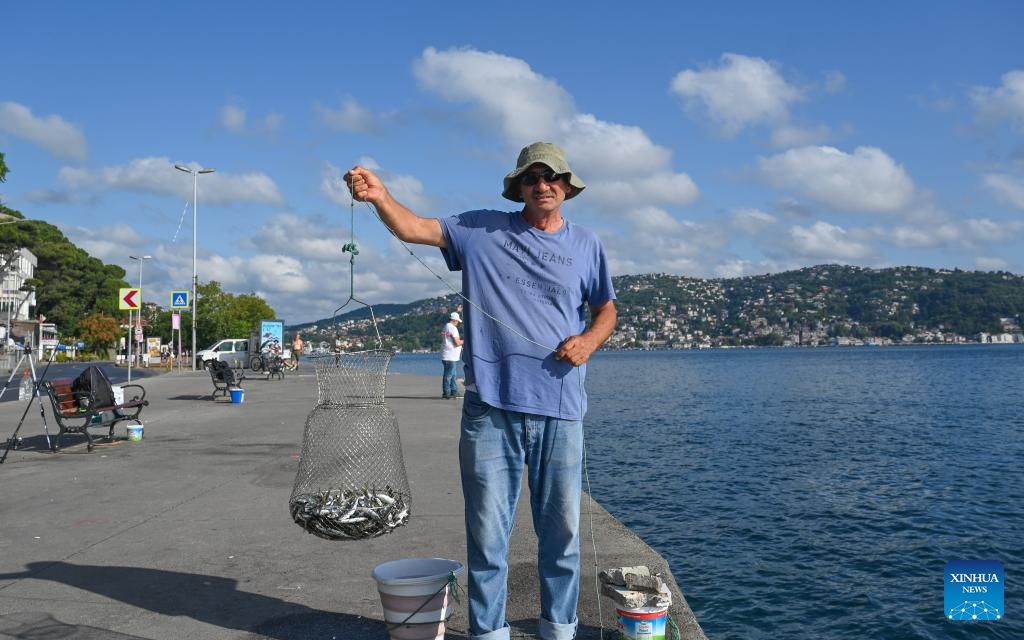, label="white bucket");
[616,605,669,640]
[127,425,144,442]
[372,557,463,640]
